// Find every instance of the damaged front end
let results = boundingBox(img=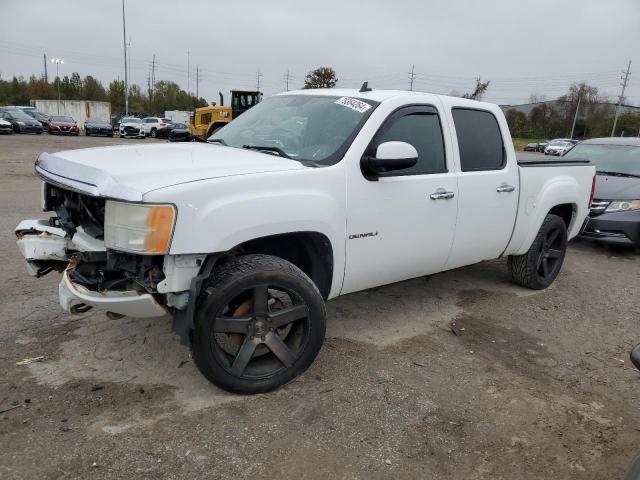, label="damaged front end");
[16,183,169,318]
